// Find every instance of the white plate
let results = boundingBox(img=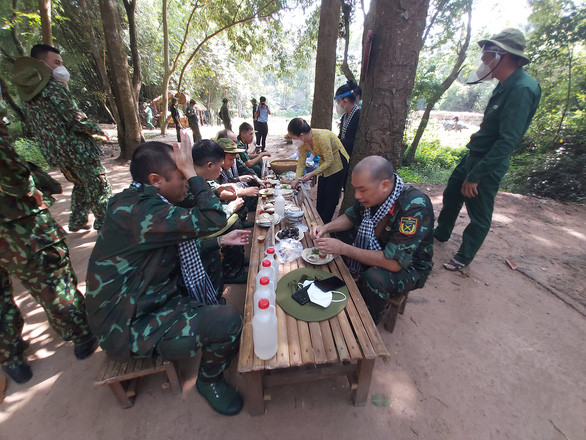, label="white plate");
[256,213,281,227]
[301,247,334,265]
[276,228,304,242]
[259,188,274,196]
